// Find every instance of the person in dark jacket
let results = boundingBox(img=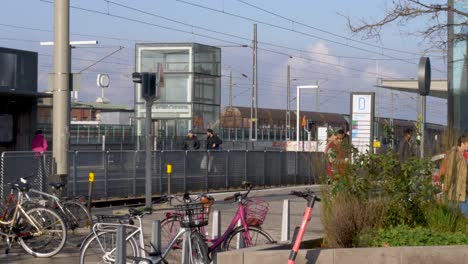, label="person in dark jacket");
[398,128,416,162]
[183,130,200,150]
[206,129,222,150]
